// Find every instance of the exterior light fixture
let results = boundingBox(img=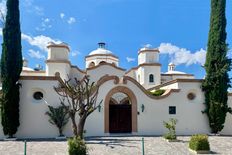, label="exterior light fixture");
[141,104,145,112]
